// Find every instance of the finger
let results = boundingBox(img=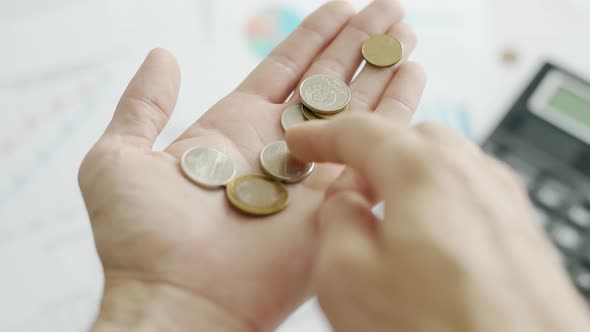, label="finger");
[374,61,427,123]
[298,0,405,86]
[414,121,480,155]
[104,48,181,150]
[317,191,379,271]
[314,191,379,323]
[327,24,417,204]
[325,168,378,204]
[286,115,417,196]
[484,156,529,201]
[235,1,355,103]
[349,23,417,112]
